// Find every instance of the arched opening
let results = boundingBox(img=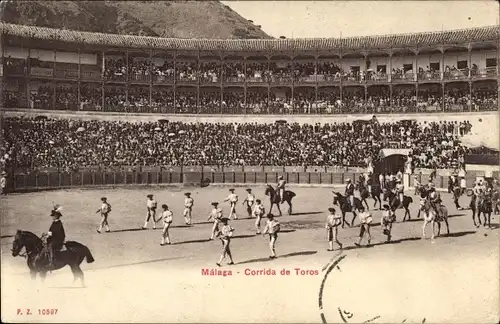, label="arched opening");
[374,154,407,175]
